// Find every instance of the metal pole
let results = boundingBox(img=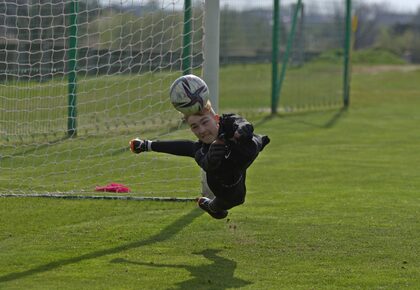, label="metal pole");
[271,0,280,114]
[202,0,220,198]
[275,0,302,111]
[67,0,78,137]
[343,0,352,108]
[182,0,192,75]
[203,0,220,113]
